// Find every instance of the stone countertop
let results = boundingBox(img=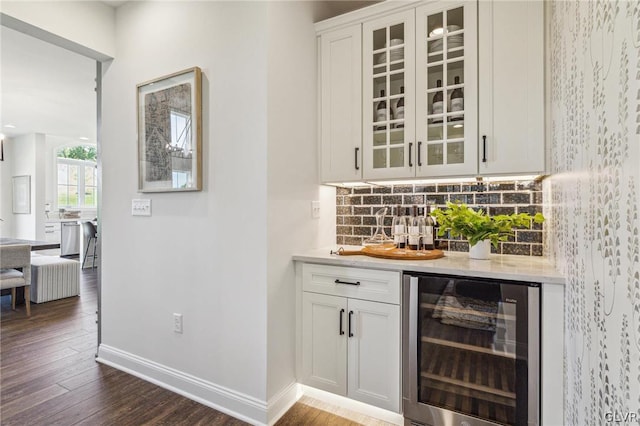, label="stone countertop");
[45,218,97,223]
[293,246,565,285]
